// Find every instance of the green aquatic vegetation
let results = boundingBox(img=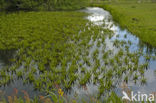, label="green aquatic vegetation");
[141,77,147,85]
[131,56,138,64]
[128,40,132,45]
[87,44,93,50]
[101,36,105,43]
[133,65,138,71]
[101,66,106,71]
[27,72,35,82]
[125,45,130,52]
[109,58,115,64]
[47,72,55,82]
[120,40,127,47]
[31,67,37,74]
[33,79,42,90]
[113,39,120,47]
[98,83,105,98]
[114,55,120,64]
[61,58,68,67]
[68,73,78,86]
[85,50,89,56]
[102,51,109,60]
[93,72,99,82]
[133,73,139,82]
[97,40,101,47]
[9,65,17,73]
[106,80,113,90]
[38,63,45,73]
[106,92,123,103]
[2,75,12,85]
[64,82,72,90]
[92,35,97,41]
[127,52,135,59]
[118,49,124,57]
[127,64,133,71]
[25,57,32,67]
[95,59,100,67]
[83,57,91,66]
[106,69,113,79]
[144,55,151,61]
[79,71,91,86]
[124,56,129,65]
[16,70,23,78]
[93,48,99,58]
[92,66,98,73]
[121,67,127,74]
[124,34,127,38]
[124,76,128,83]
[68,64,78,73]
[79,62,83,68]
[108,32,114,39]
[143,62,149,70]
[0,70,6,78]
[81,67,86,73]
[0,78,8,86]
[116,69,122,78]
[139,68,145,76]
